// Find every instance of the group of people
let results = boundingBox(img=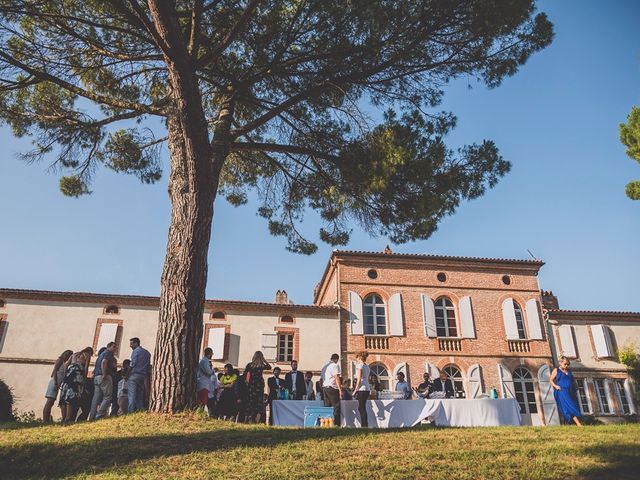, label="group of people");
[43,337,151,422]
